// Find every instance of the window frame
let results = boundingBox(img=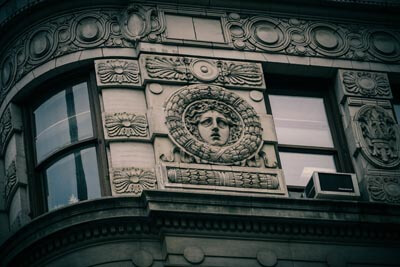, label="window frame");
[264,75,353,191]
[23,70,109,216]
